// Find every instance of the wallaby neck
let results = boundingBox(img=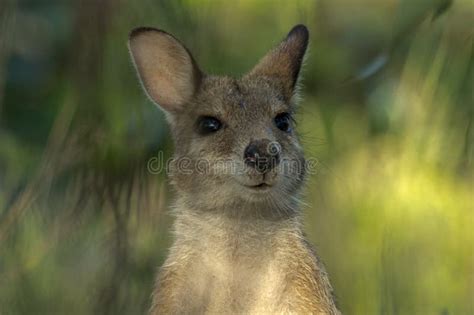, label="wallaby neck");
[174,194,302,222]
[171,198,303,249]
